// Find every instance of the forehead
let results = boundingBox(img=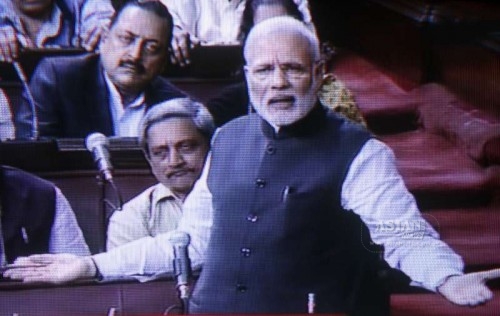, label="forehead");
[147,117,205,146]
[112,6,169,42]
[245,32,313,66]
